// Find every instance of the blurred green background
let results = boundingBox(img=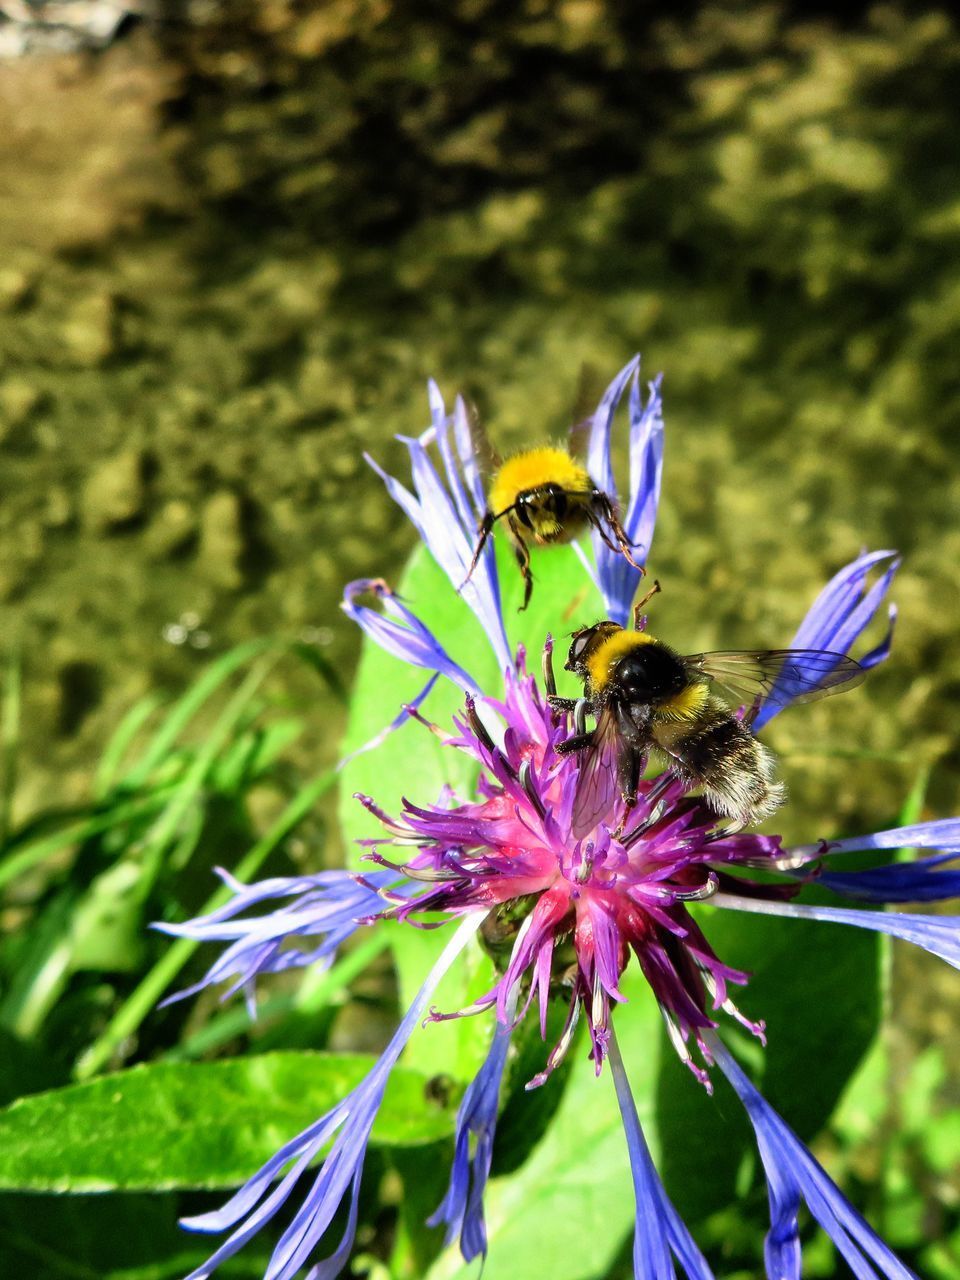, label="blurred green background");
[1,1,959,1276]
